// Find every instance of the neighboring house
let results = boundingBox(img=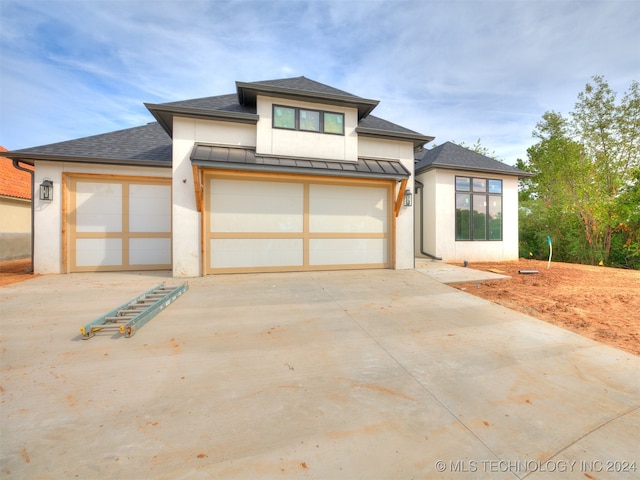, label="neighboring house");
[5,77,433,276]
[414,141,531,263]
[0,146,33,261]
